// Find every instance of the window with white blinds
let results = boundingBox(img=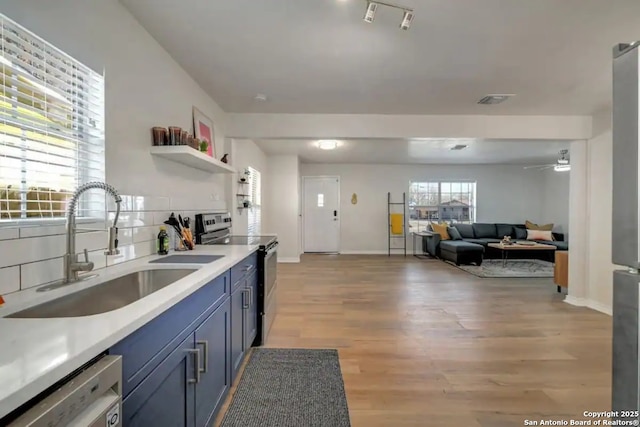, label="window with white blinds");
[247,166,261,236]
[0,14,105,222]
